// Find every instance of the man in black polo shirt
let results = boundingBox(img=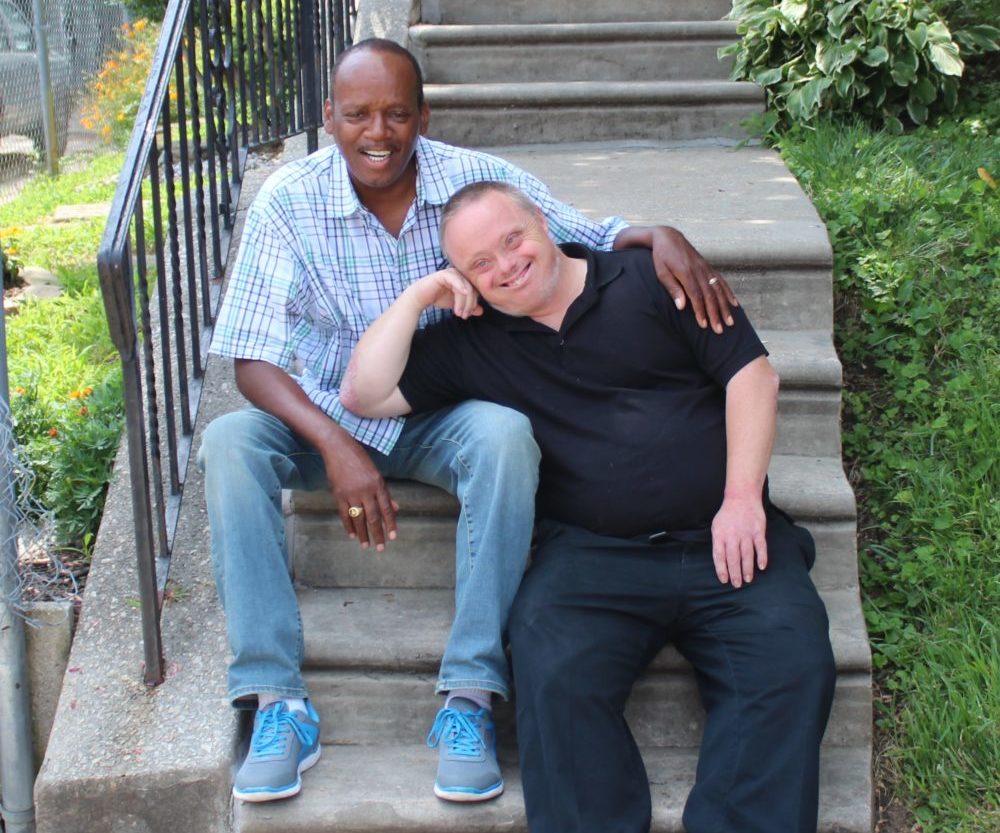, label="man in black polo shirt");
[341,182,836,833]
